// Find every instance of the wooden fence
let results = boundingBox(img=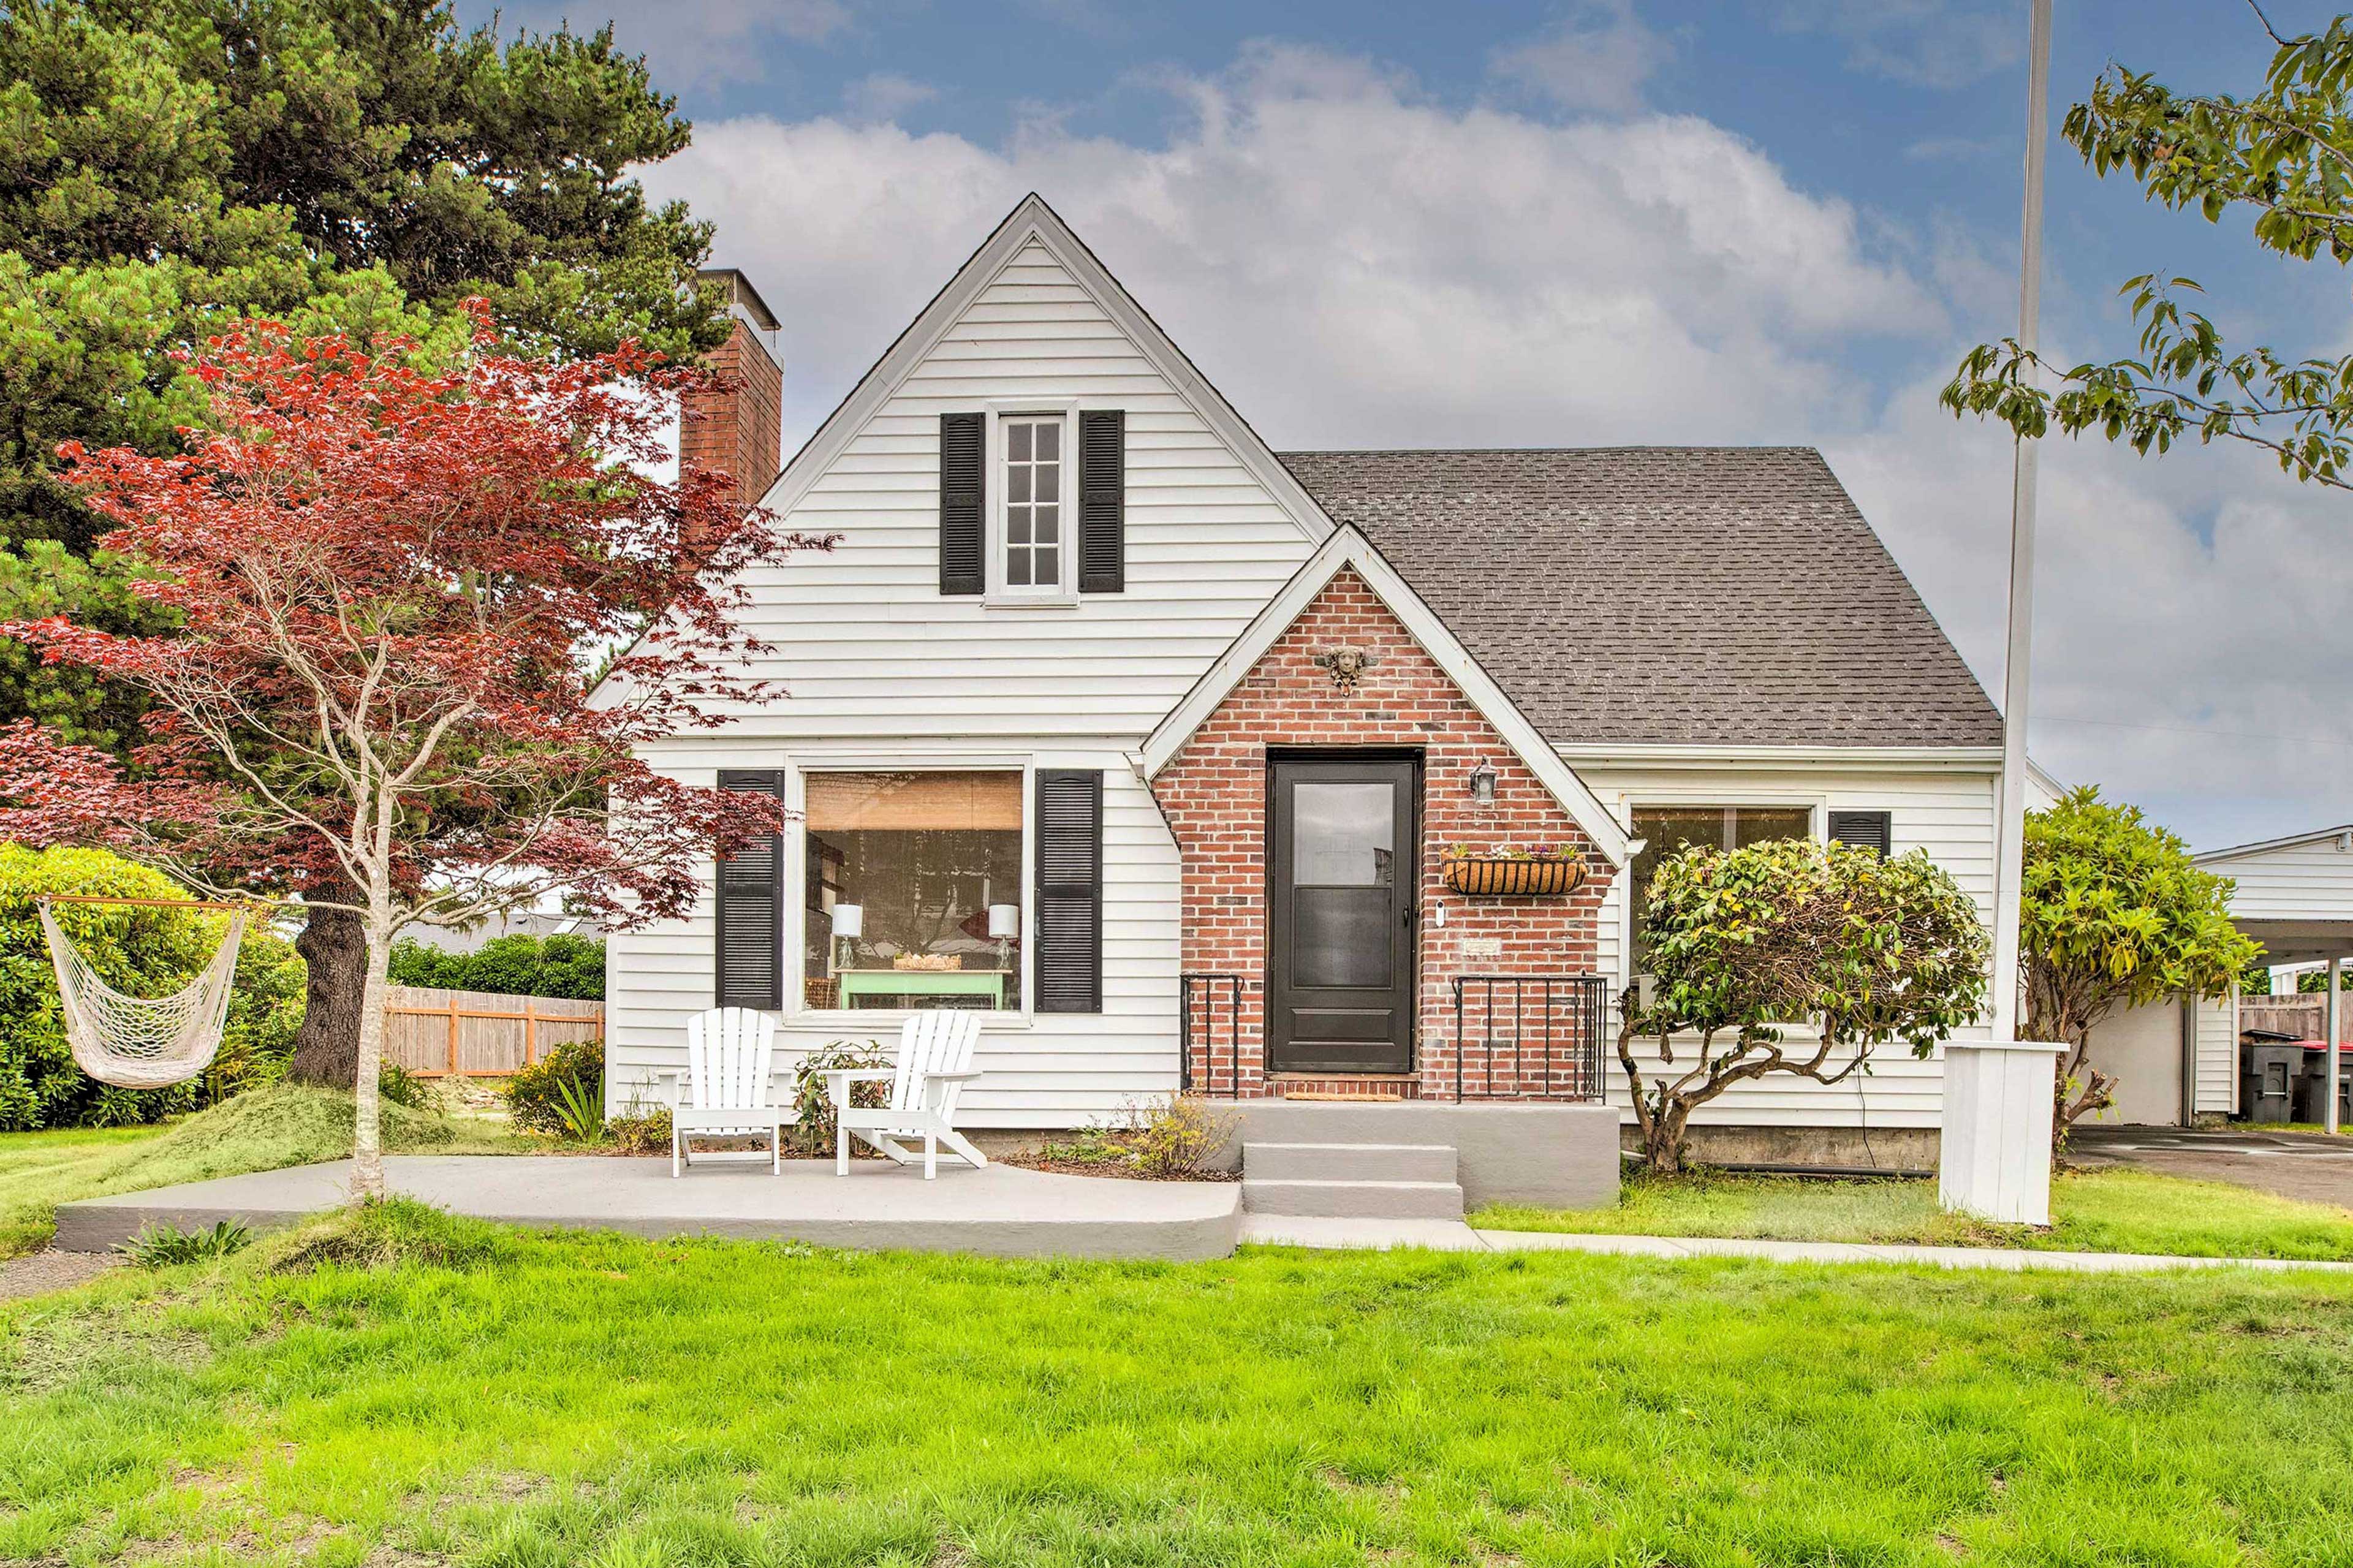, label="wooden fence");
[2242,996,2352,1044]
[382,984,604,1077]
